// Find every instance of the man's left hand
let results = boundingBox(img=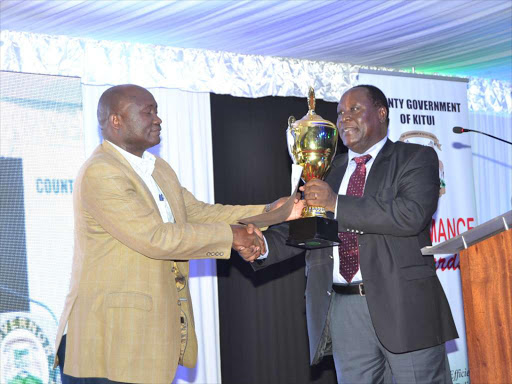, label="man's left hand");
[300,179,337,212]
[266,193,305,221]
